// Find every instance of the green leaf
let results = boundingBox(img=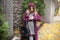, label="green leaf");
[2,22,9,29]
